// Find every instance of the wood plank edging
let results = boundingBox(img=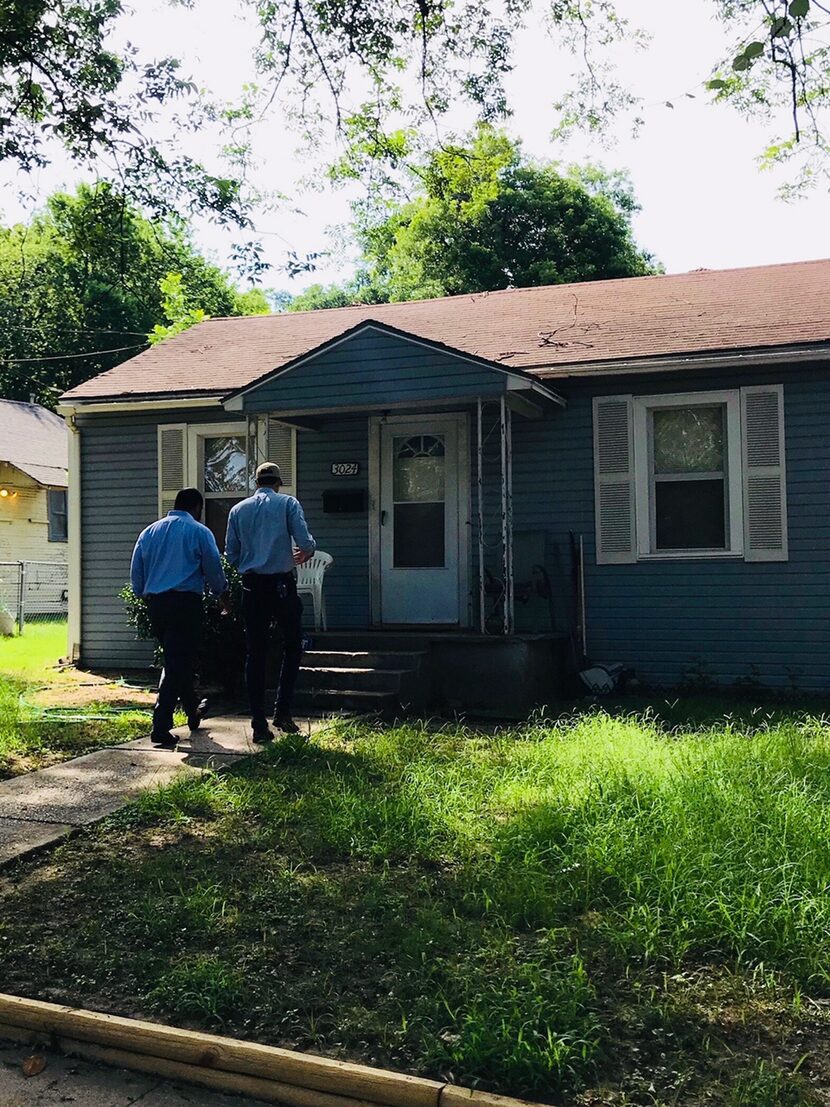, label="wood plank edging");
[0,995,541,1107]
